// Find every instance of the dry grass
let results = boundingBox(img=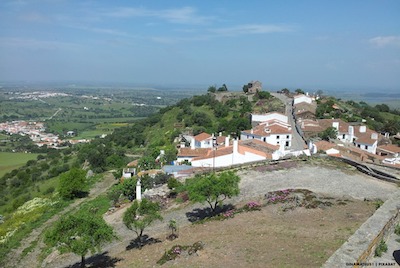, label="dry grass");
[112,198,375,268]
